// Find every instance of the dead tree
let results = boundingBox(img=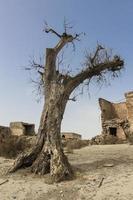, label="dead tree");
[9,24,124,182]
